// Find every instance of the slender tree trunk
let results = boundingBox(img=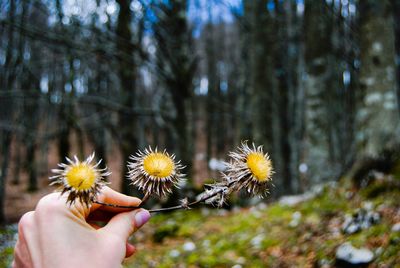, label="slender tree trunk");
[26,141,37,192]
[392,0,400,116]
[0,134,11,224]
[116,0,138,195]
[0,0,15,224]
[206,22,217,163]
